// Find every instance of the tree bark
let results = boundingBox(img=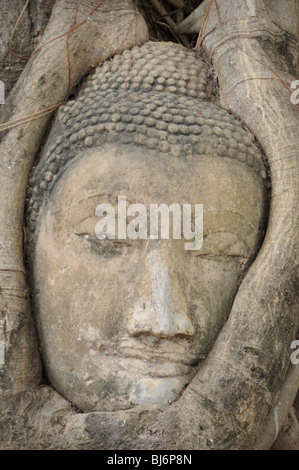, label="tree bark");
[0,0,298,450]
[0,0,56,97]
